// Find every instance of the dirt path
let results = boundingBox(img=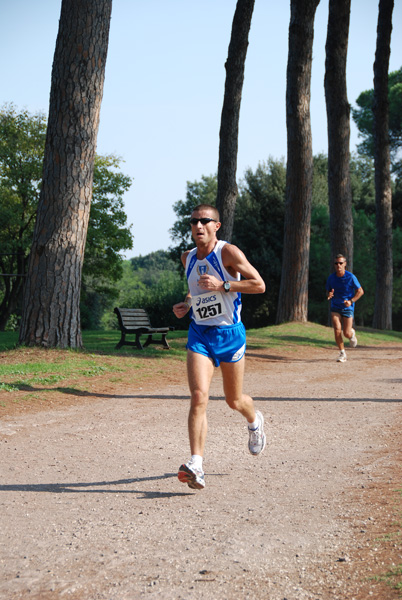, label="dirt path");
[0,343,401,599]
